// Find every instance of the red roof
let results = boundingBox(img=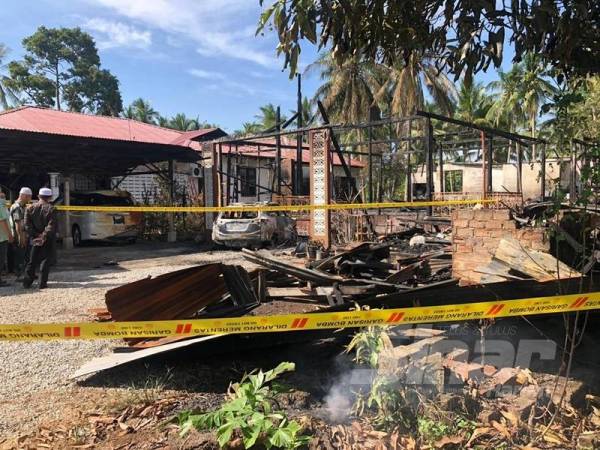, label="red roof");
[221,138,366,168]
[0,106,218,149]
